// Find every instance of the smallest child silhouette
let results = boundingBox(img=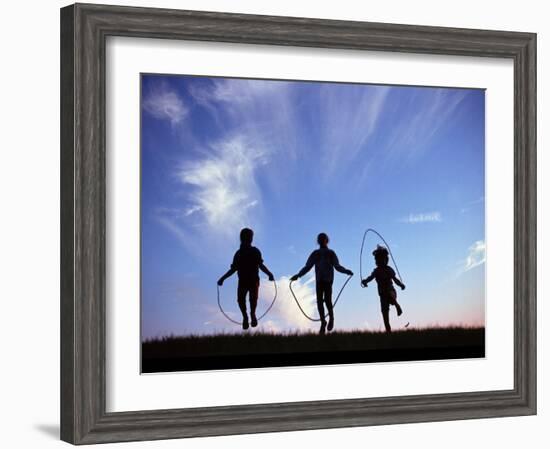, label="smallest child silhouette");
[361,245,405,333]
